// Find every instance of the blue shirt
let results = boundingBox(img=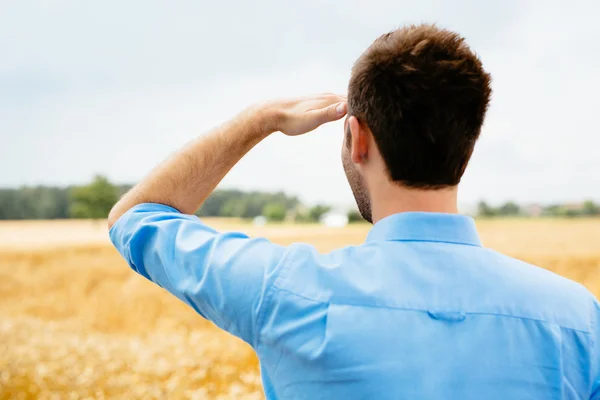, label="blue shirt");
[110,203,600,400]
